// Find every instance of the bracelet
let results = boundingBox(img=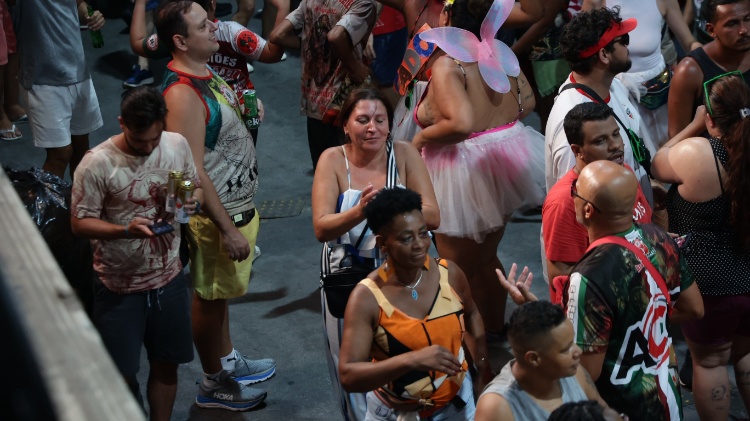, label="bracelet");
[124,225,130,238]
